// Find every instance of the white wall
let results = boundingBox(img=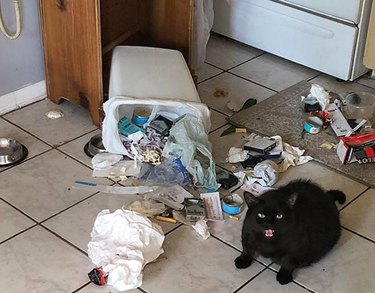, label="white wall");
[0,0,44,96]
